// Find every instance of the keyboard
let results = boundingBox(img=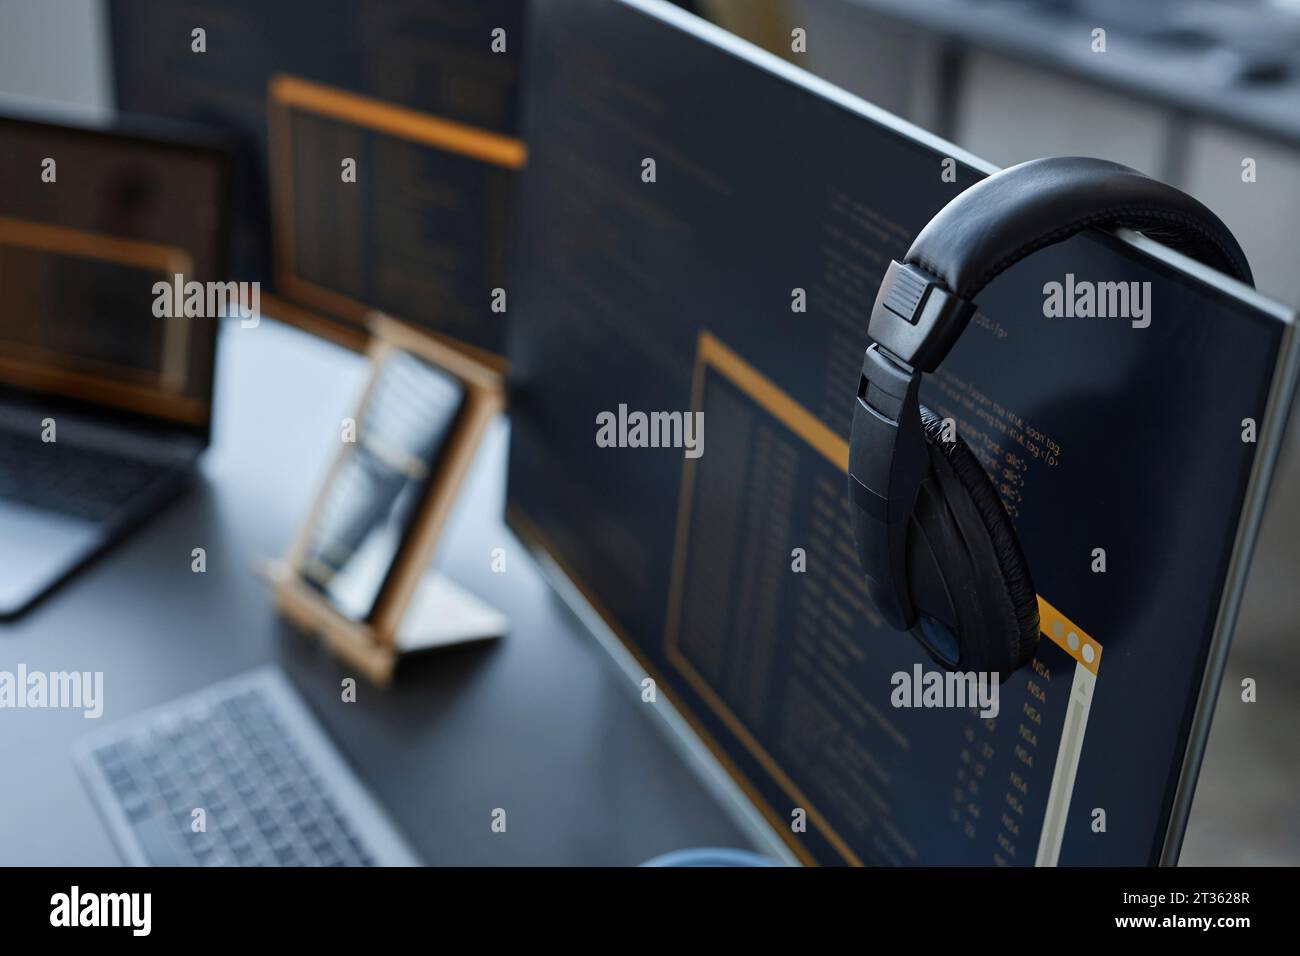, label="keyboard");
[75,668,420,867]
[0,427,175,522]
